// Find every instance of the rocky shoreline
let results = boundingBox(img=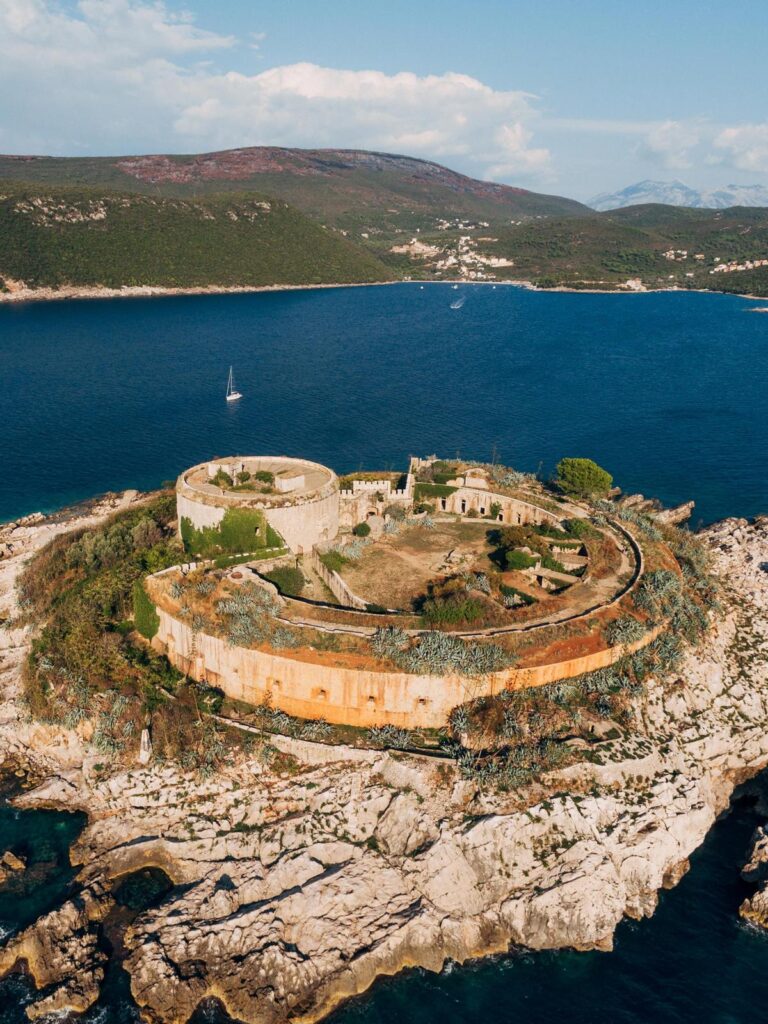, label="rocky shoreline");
[1,501,767,1022]
[0,281,399,306]
[0,279,765,306]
